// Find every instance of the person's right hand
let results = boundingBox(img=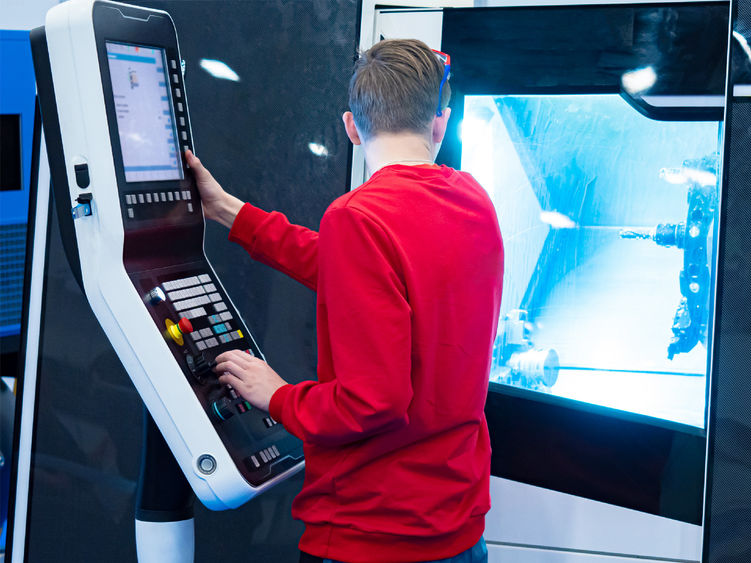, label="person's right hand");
[185,149,243,228]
